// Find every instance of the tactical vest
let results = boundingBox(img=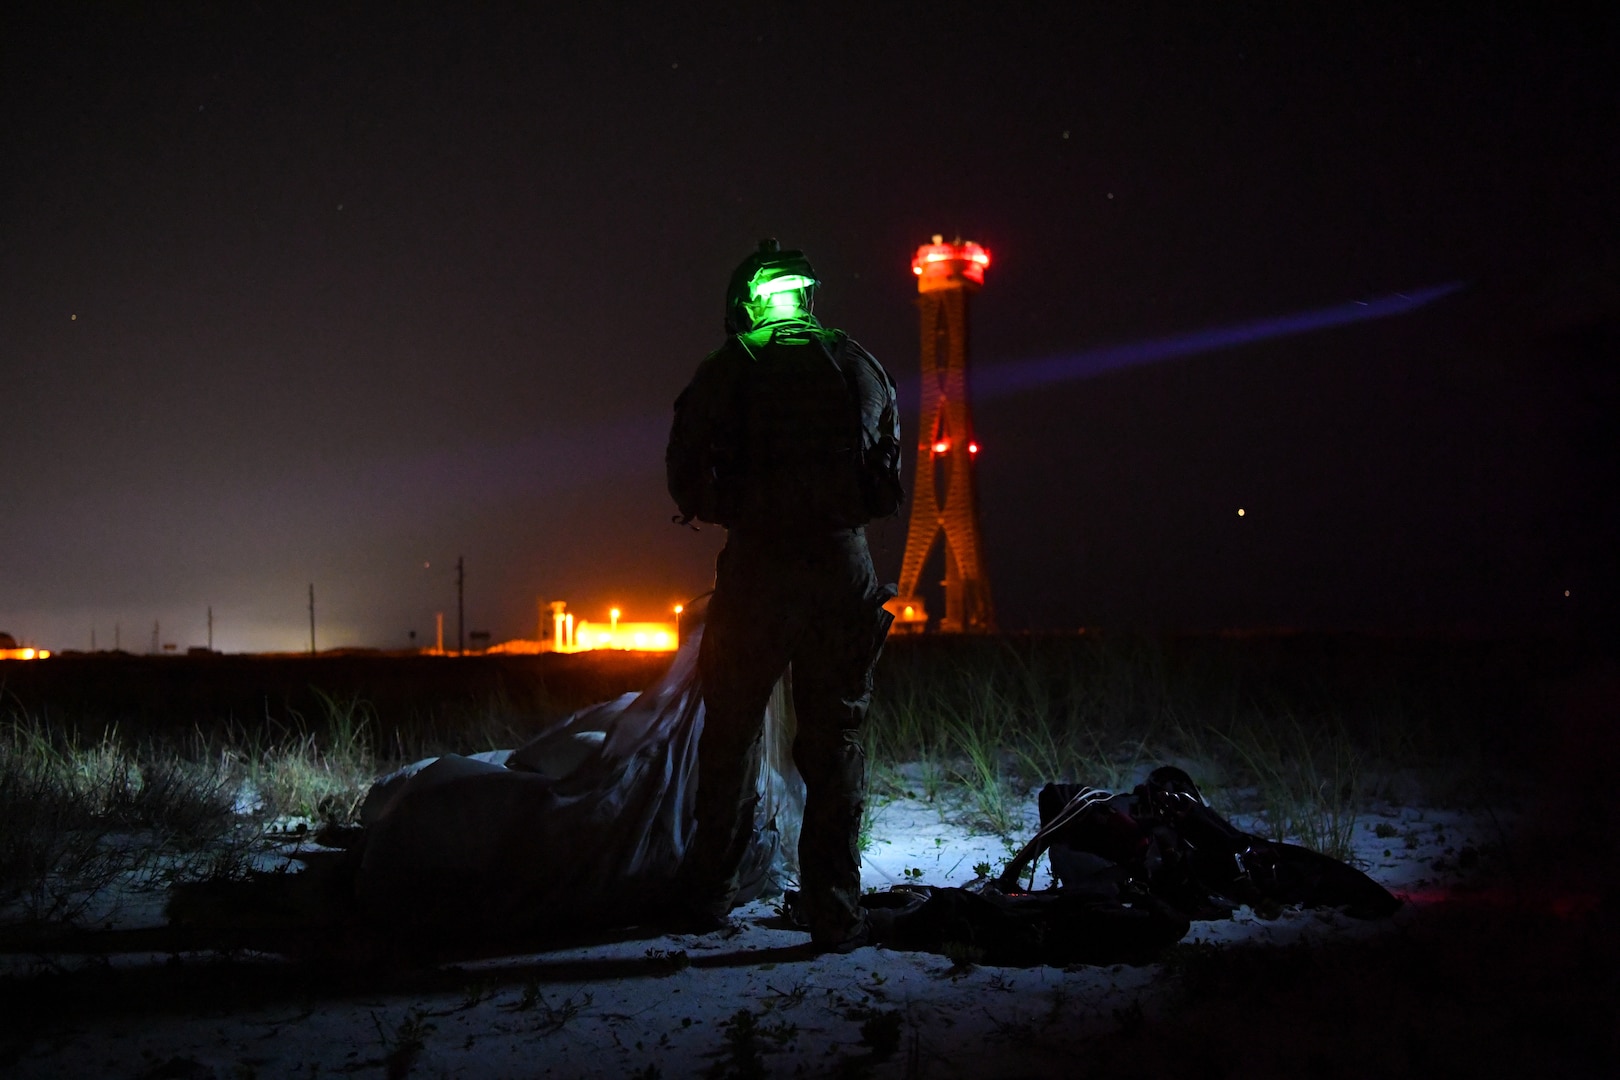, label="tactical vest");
[697,330,902,532]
